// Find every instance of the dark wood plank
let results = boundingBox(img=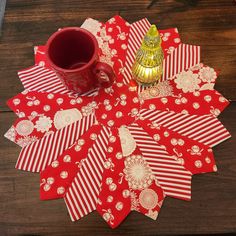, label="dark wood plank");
[0,0,6,35]
[0,103,235,235]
